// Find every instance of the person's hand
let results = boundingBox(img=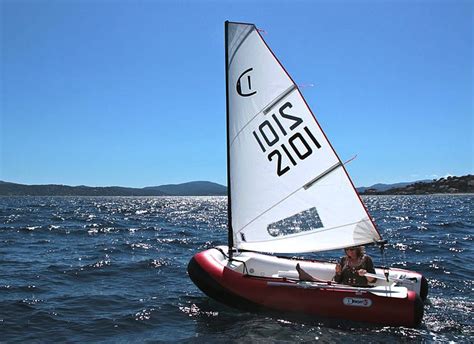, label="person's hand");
[357,269,367,276]
[335,263,342,275]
